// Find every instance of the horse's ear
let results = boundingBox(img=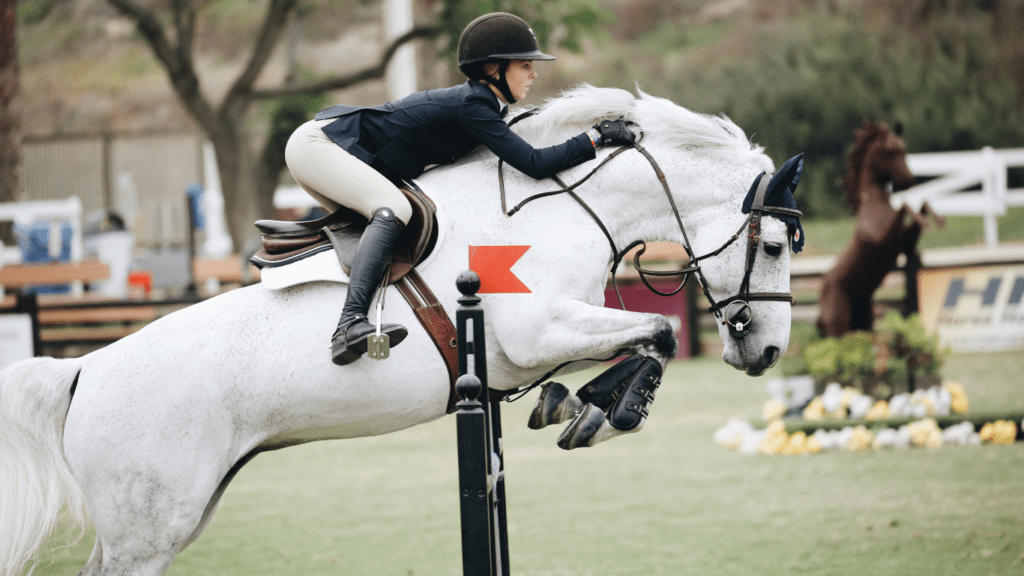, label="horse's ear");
[765,153,803,205]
